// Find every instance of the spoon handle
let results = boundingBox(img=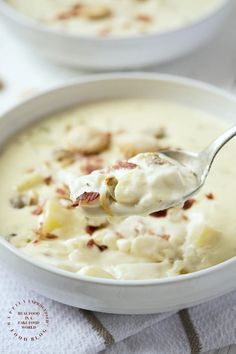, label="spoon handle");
[203,124,236,169]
